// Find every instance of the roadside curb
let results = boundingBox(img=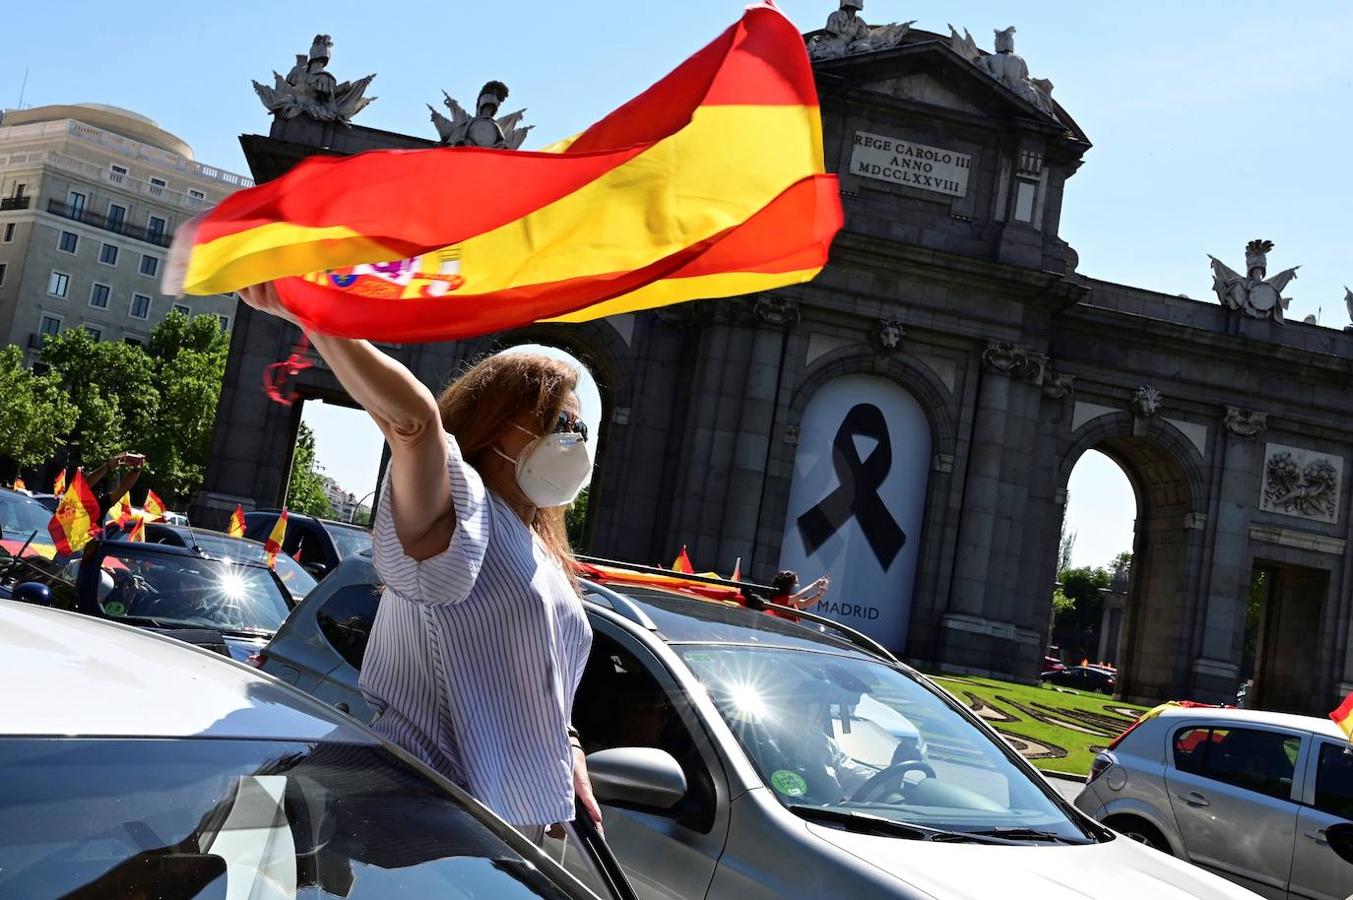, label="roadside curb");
[1039,769,1087,784]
